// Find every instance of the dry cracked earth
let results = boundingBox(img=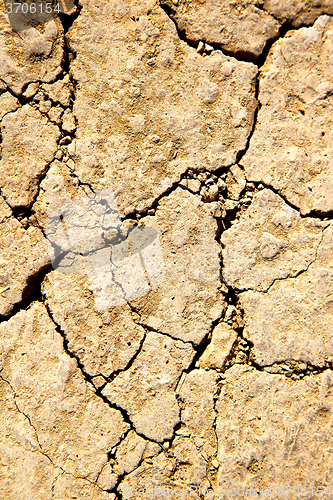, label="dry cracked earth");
[1,0,333,499]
